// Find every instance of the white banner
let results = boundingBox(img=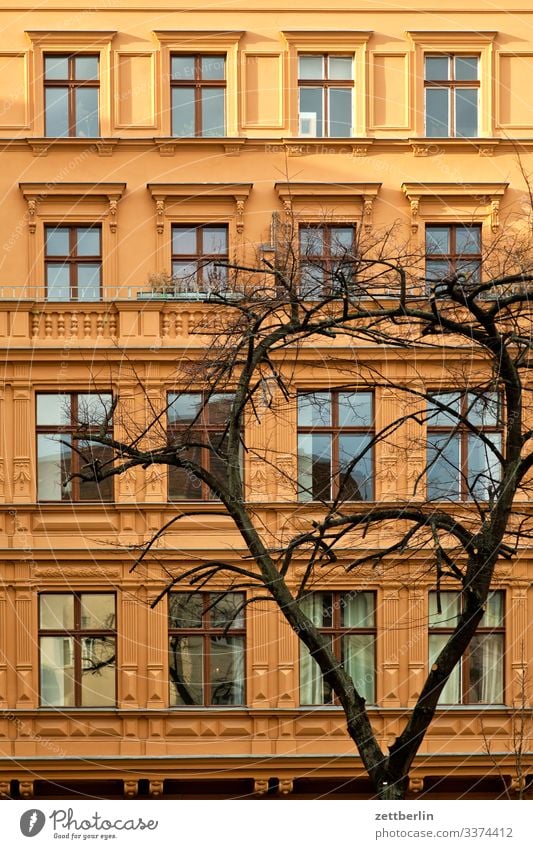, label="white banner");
[3,799,532,848]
